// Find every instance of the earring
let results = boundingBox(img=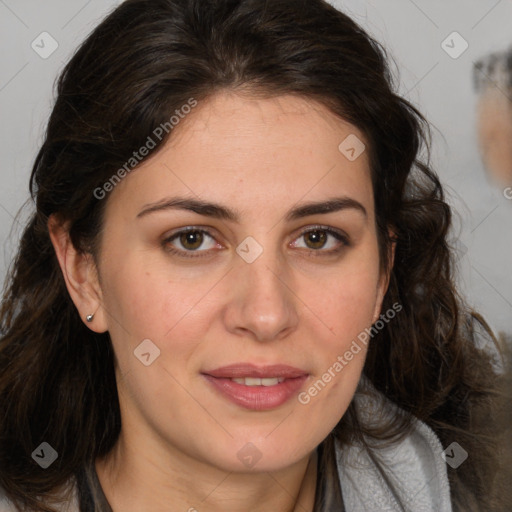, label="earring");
[86,314,94,323]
